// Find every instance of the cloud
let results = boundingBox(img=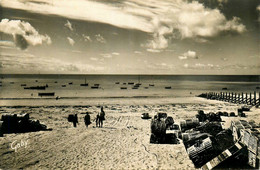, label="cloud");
[0,0,246,51]
[101,54,112,58]
[222,57,228,61]
[0,40,15,48]
[0,52,105,73]
[134,51,142,54]
[179,50,198,60]
[257,5,260,11]
[67,37,75,46]
[90,57,98,61]
[0,19,51,50]
[95,34,106,43]
[112,52,120,56]
[146,49,161,53]
[64,20,73,31]
[82,34,92,42]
